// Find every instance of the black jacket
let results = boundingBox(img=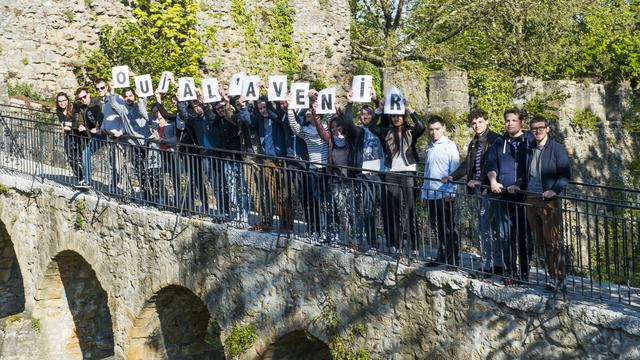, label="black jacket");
[369,111,425,169]
[451,129,500,192]
[527,137,571,195]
